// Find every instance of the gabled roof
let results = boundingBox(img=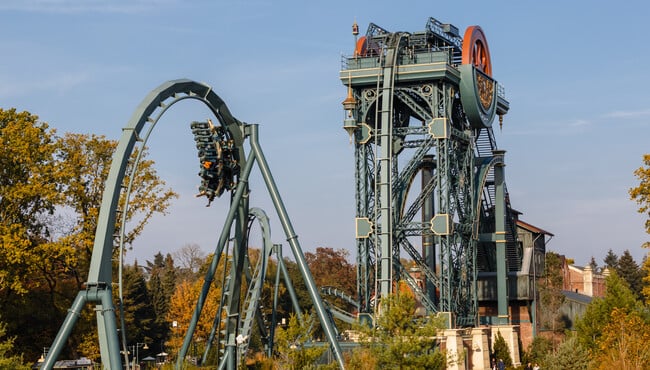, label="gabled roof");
[516,219,554,236]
